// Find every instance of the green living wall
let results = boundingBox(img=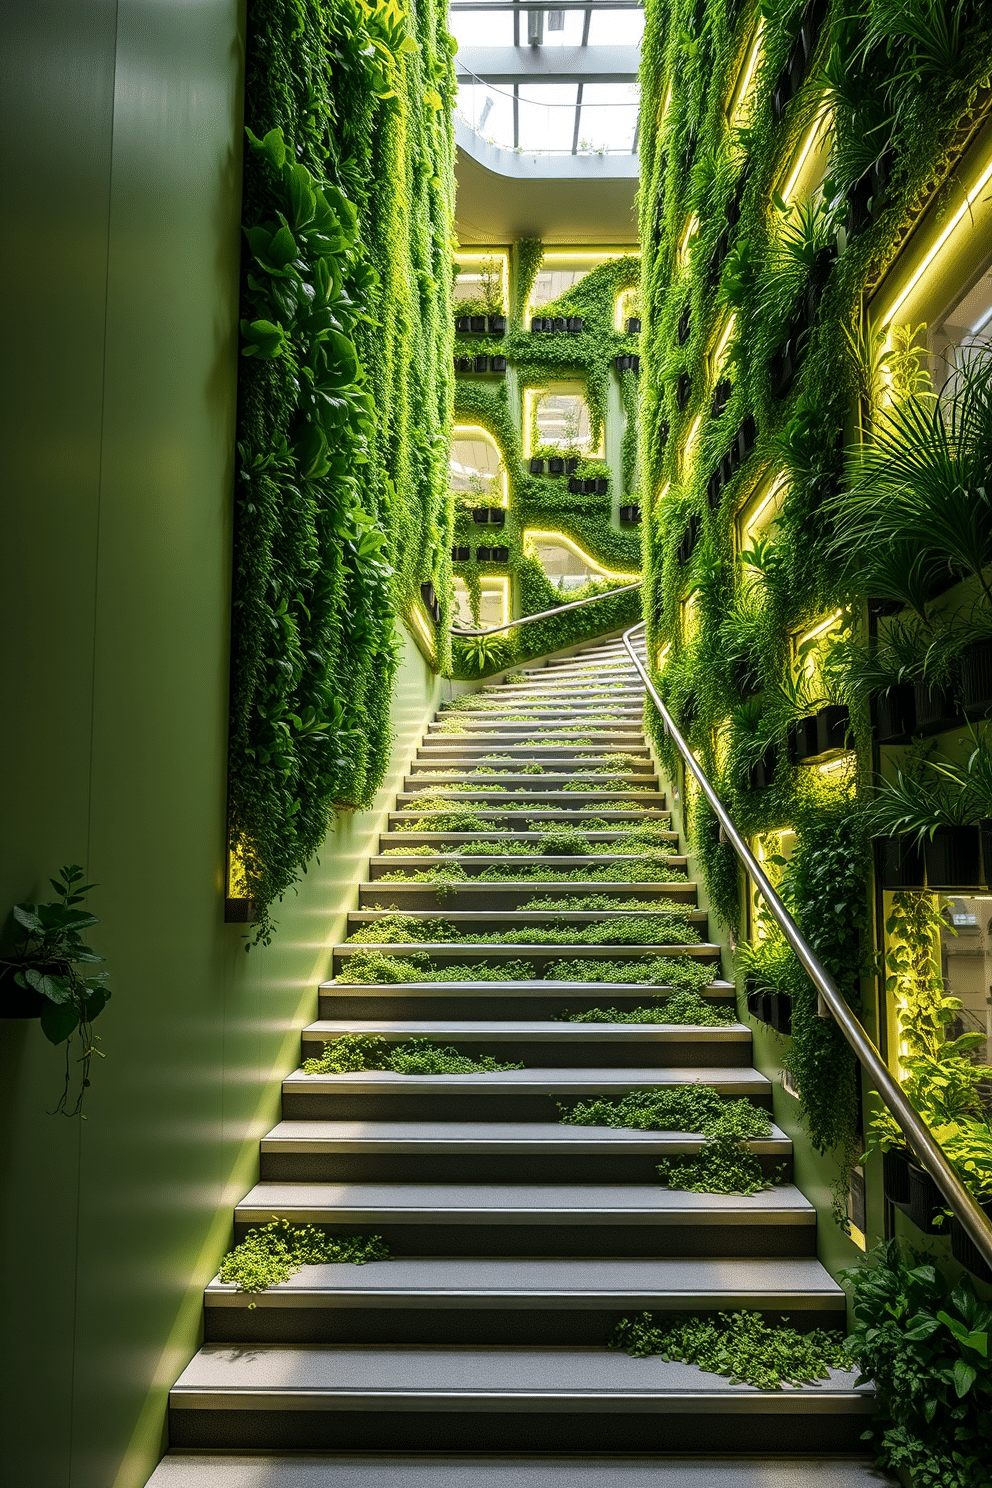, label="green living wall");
[639,0,992,1203]
[231,0,456,939]
[451,244,643,675]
